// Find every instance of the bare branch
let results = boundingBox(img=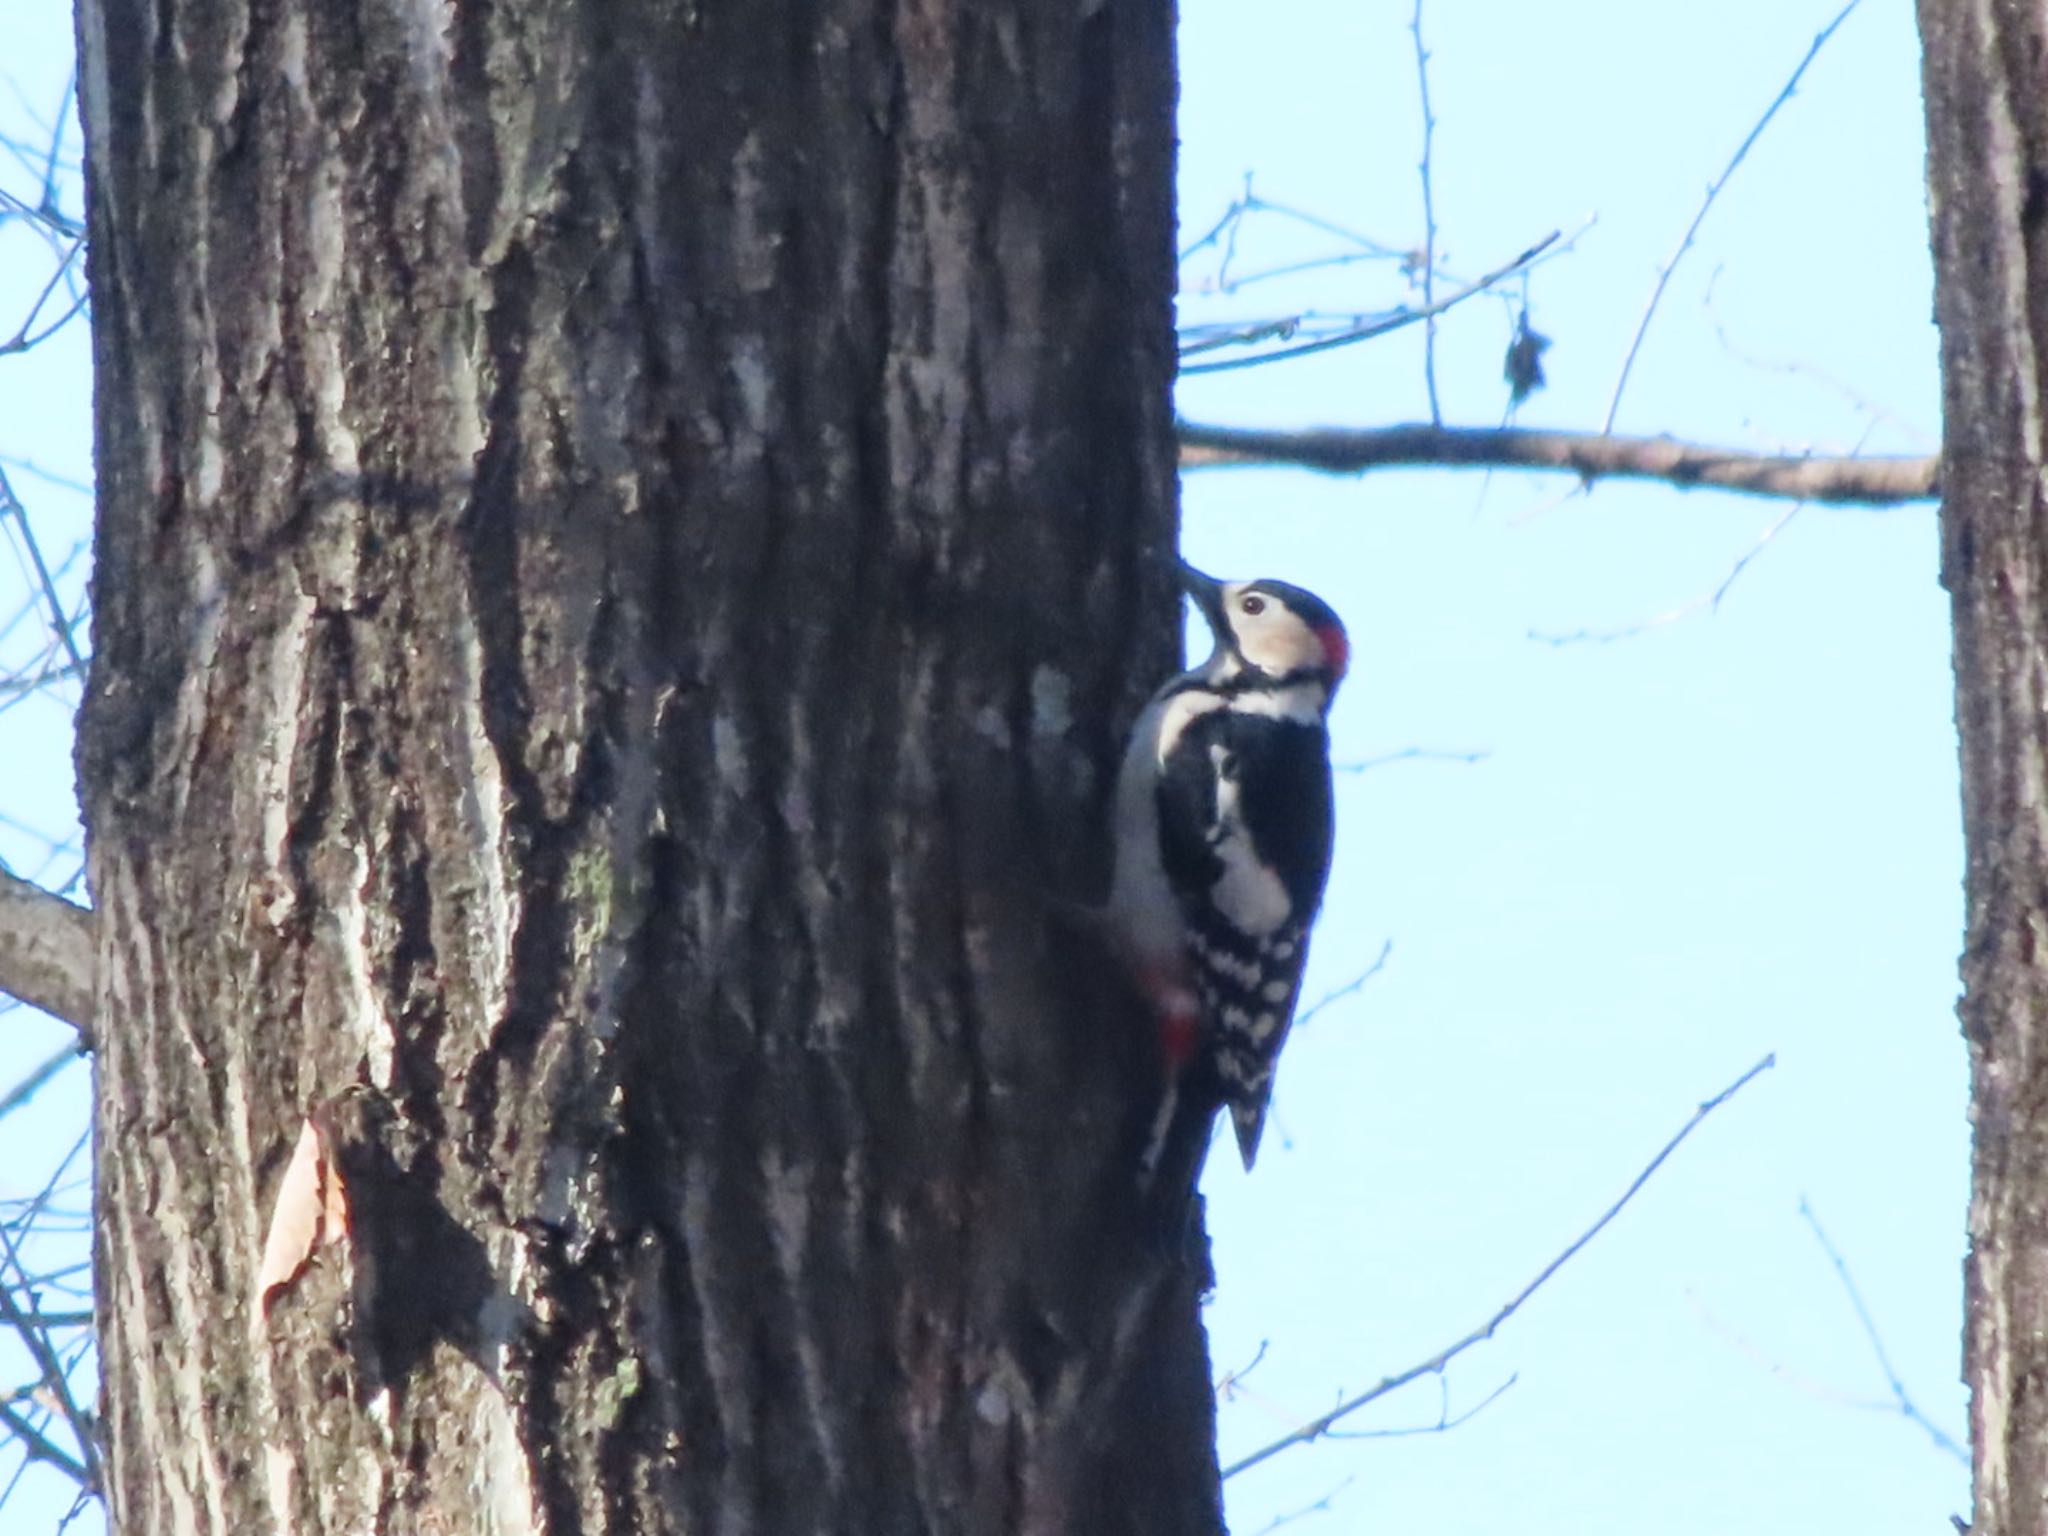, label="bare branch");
[1601,0,1864,433]
[1181,231,1561,376]
[1178,421,1936,506]
[0,1397,89,1490]
[0,1218,99,1491]
[1221,1053,1777,1480]
[0,1309,87,1331]
[0,466,86,675]
[0,237,86,356]
[0,868,94,1037]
